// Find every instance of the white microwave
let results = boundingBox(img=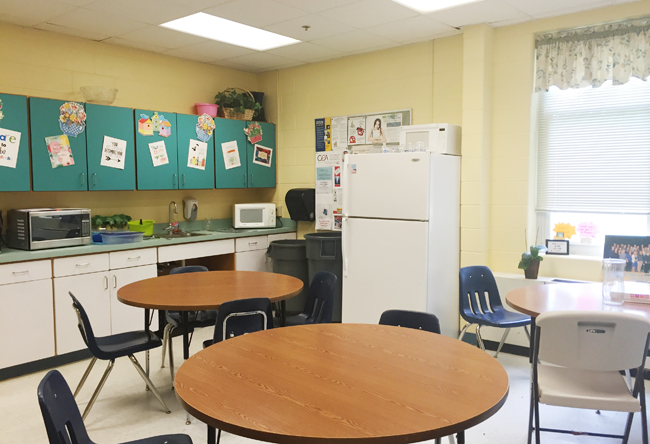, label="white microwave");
[233,203,276,228]
[399,123,461,156]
